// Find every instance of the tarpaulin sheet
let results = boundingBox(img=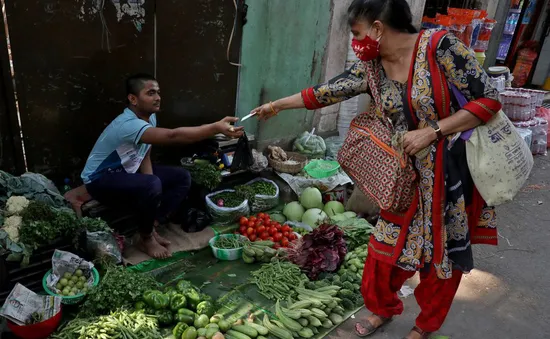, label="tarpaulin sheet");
[147,248,363,339]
